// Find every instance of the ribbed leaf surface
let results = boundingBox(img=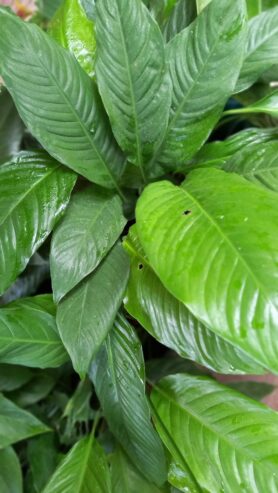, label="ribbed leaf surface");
[57,243,130,376]
[151,374,278,493]
[0,151,76,295]
[0,9,125,191]
[150,0,246,173]
[163,0,196,42]
[124,226,264,374]
[90,313,167,486]
[136,171,278,372]
[42,436,111,493]
[95,0,171,174]
[0,295,68,368]
[50,187,126,302]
